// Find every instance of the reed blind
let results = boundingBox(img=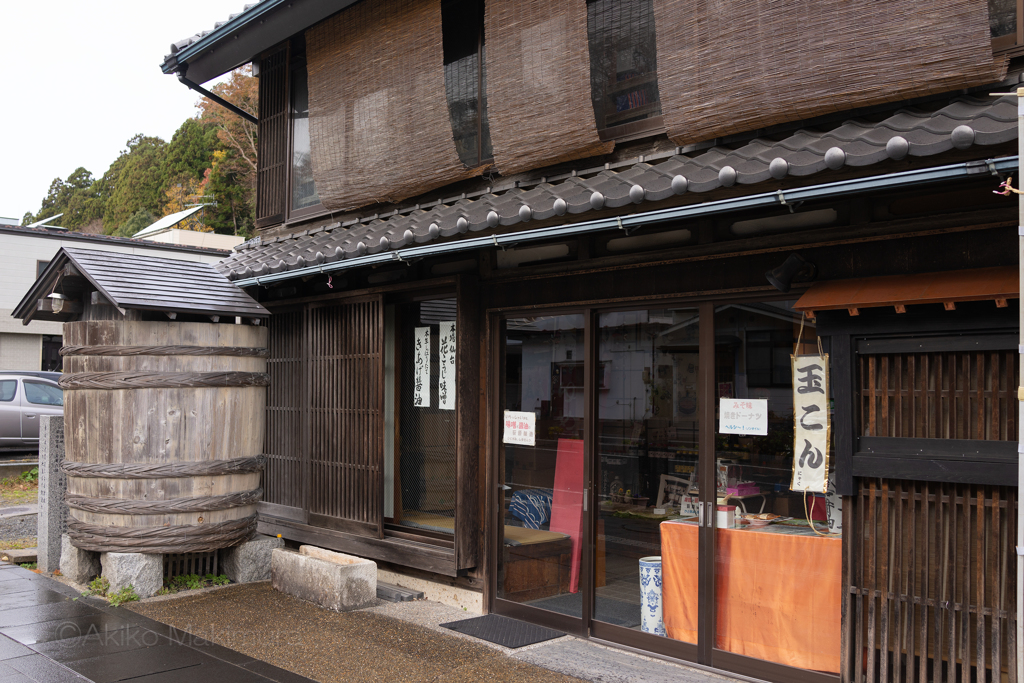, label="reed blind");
[653,0,1008,146]
[256,46,288,226]
[305,0,481,212]
[484,0,613,176]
